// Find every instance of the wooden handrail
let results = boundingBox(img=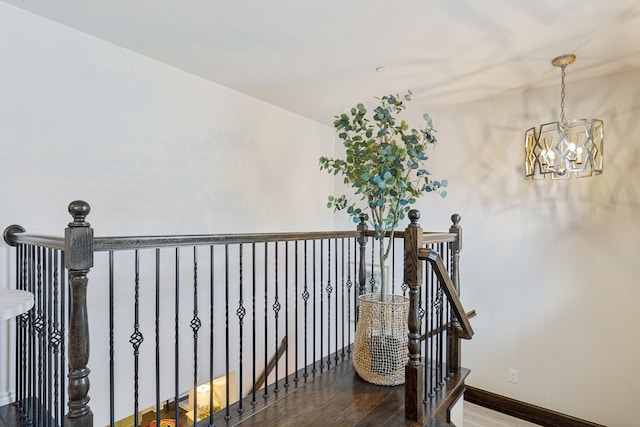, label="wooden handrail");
[421,310,476,341]
[5,230,358,252]
[419,248,474,340]
[363,229,458,244]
